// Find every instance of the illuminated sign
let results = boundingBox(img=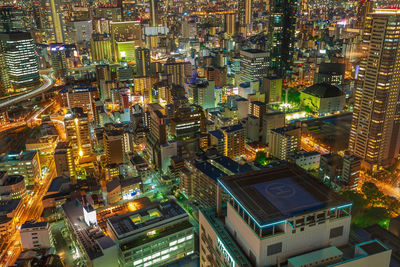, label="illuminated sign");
[217,237,235,267]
